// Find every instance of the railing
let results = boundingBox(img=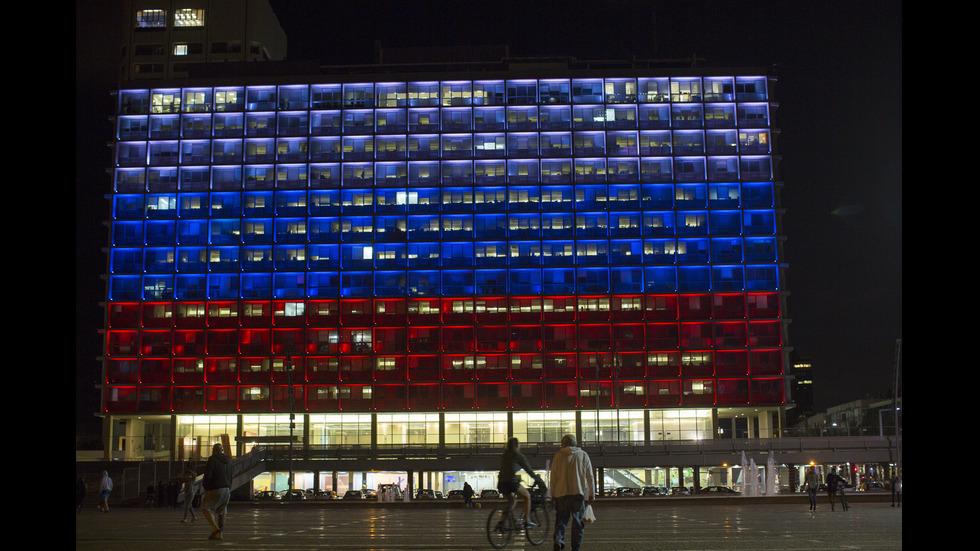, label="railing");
[252,435,900,465]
